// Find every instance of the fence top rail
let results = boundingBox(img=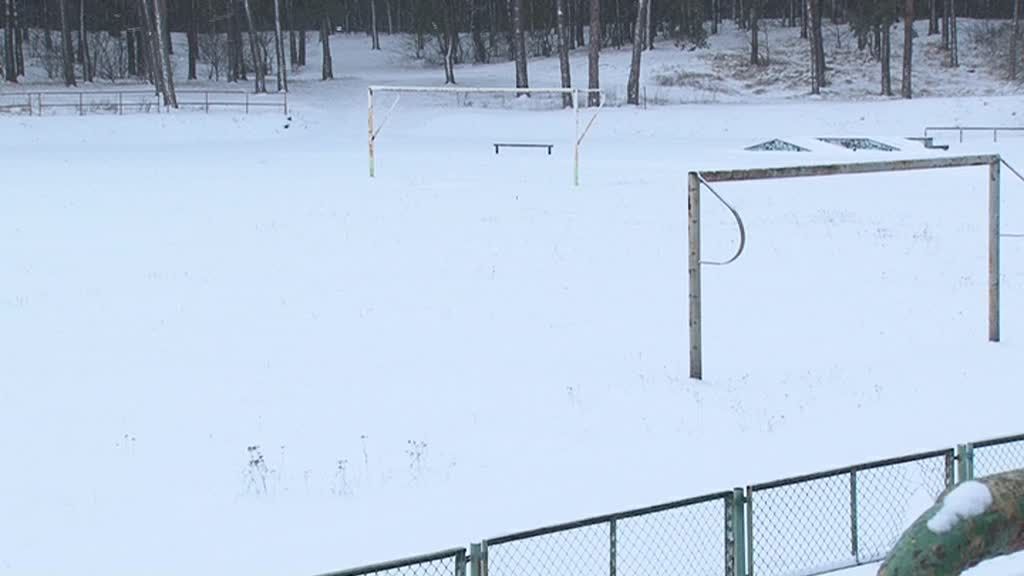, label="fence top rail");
[749,448,954,492]
[368,85,603,95]
[483,490,733,546]
[314,548,466,576]
[926,126,1024,132]
[695,155,1002,184]
[972,432,1024,449]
